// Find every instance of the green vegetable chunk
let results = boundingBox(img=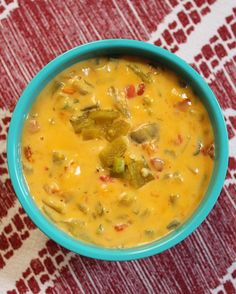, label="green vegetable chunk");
[80,104,100,112]
[125,158,154,188]
[169,194,180,205]
[167,220,180,230]
[70,114,94,133]
[97,224,105,235]
[78,203,89,214]
[106,120,130,141]
[82,127,103,140]
[112,157,125,174]
[43,205,61,222]
[42,197,66,214]
[52,80,64,95]
[142,96,152,106]
[94,202,105,217]
[88,109,119,123]
[127,64,152,83]
[108,86,131,118]
[118,192,136,205]
[54,95,75,111]
[130,123,159,144]
[52,151,65,164]
[144,229,155,237]
[99,136,128,167]
[73,77,93,95]
[23,162,33,174]
[193,140,203,156]
[62,219,85,237]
